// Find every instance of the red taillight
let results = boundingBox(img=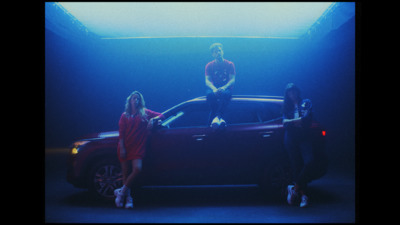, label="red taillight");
[322,130,326,136]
